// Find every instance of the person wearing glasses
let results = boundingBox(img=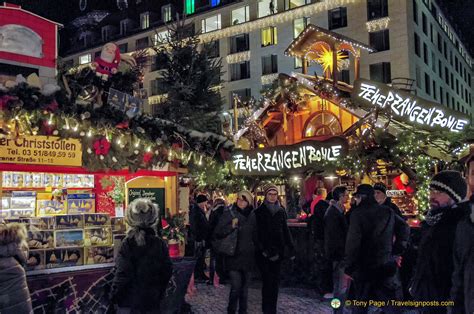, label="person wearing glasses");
[254,184,295,314]
[410,171,469,313]
[213,190,256,314]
